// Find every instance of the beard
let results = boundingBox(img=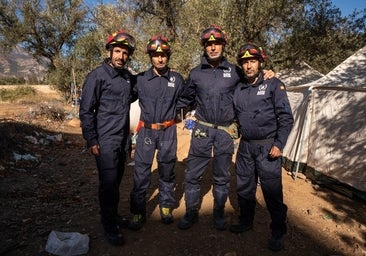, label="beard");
[244,69,261,83]
[111,59,126,69]
[205,51,223,63]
